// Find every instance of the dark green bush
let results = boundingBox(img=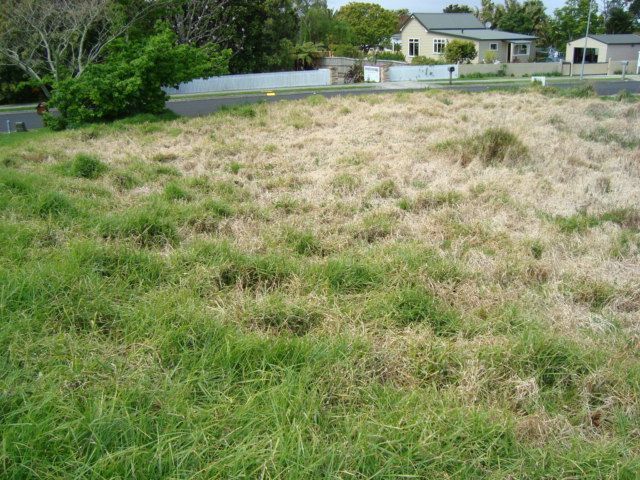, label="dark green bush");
[50,28,231,128]
[42,113,67,131]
